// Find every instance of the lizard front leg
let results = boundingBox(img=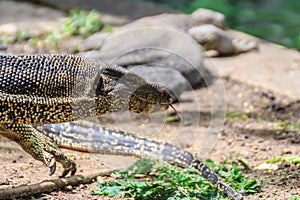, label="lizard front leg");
[0,124,76,177]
